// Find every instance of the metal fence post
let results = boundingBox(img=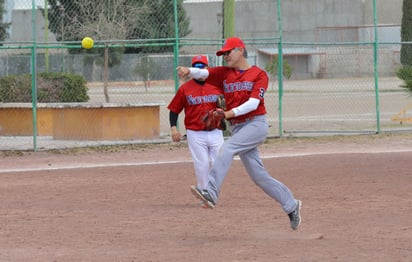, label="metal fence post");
[277,0,284,137]
[373,0,381,133]
[31,0,38,151]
